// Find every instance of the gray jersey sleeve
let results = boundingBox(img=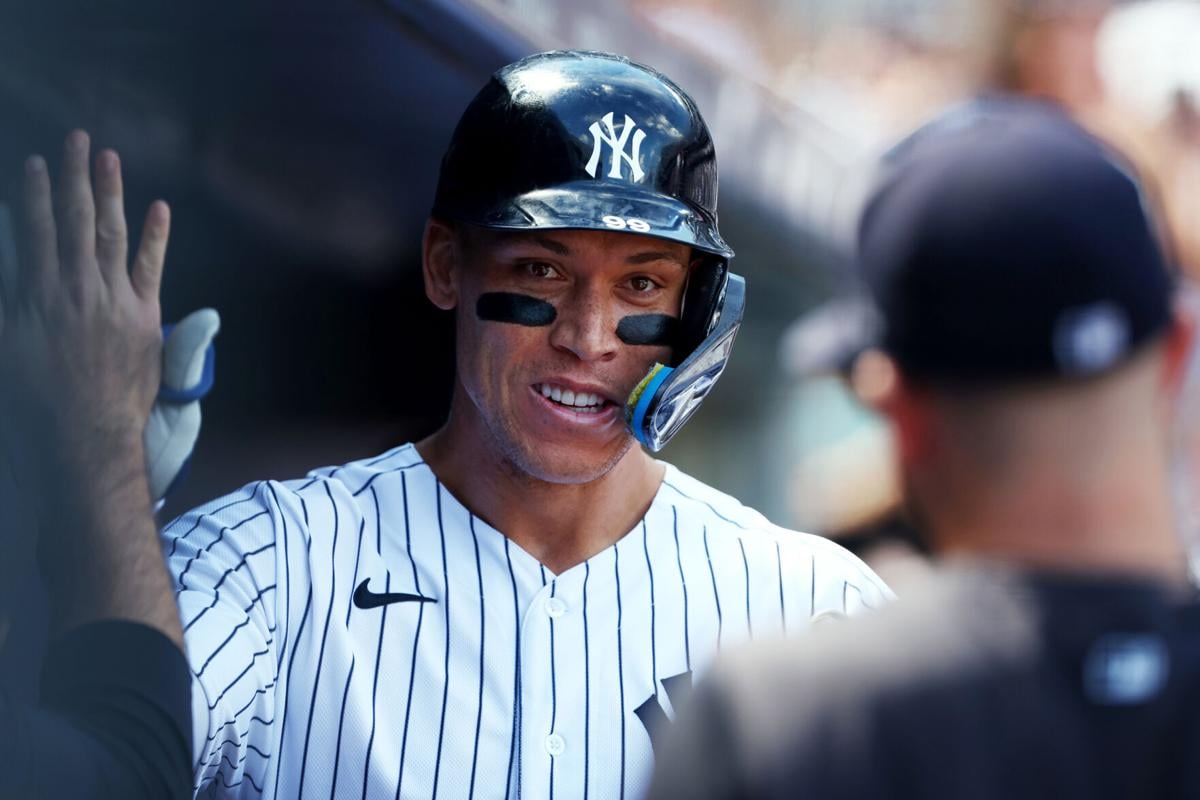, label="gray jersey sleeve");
[644,664,748,800]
